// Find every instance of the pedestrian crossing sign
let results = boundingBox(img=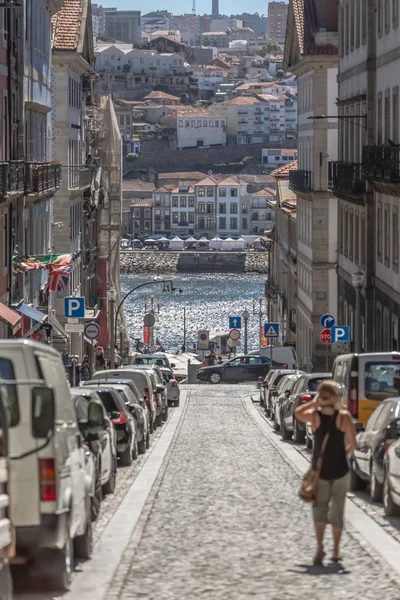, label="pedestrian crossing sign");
[264,322,280,338]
